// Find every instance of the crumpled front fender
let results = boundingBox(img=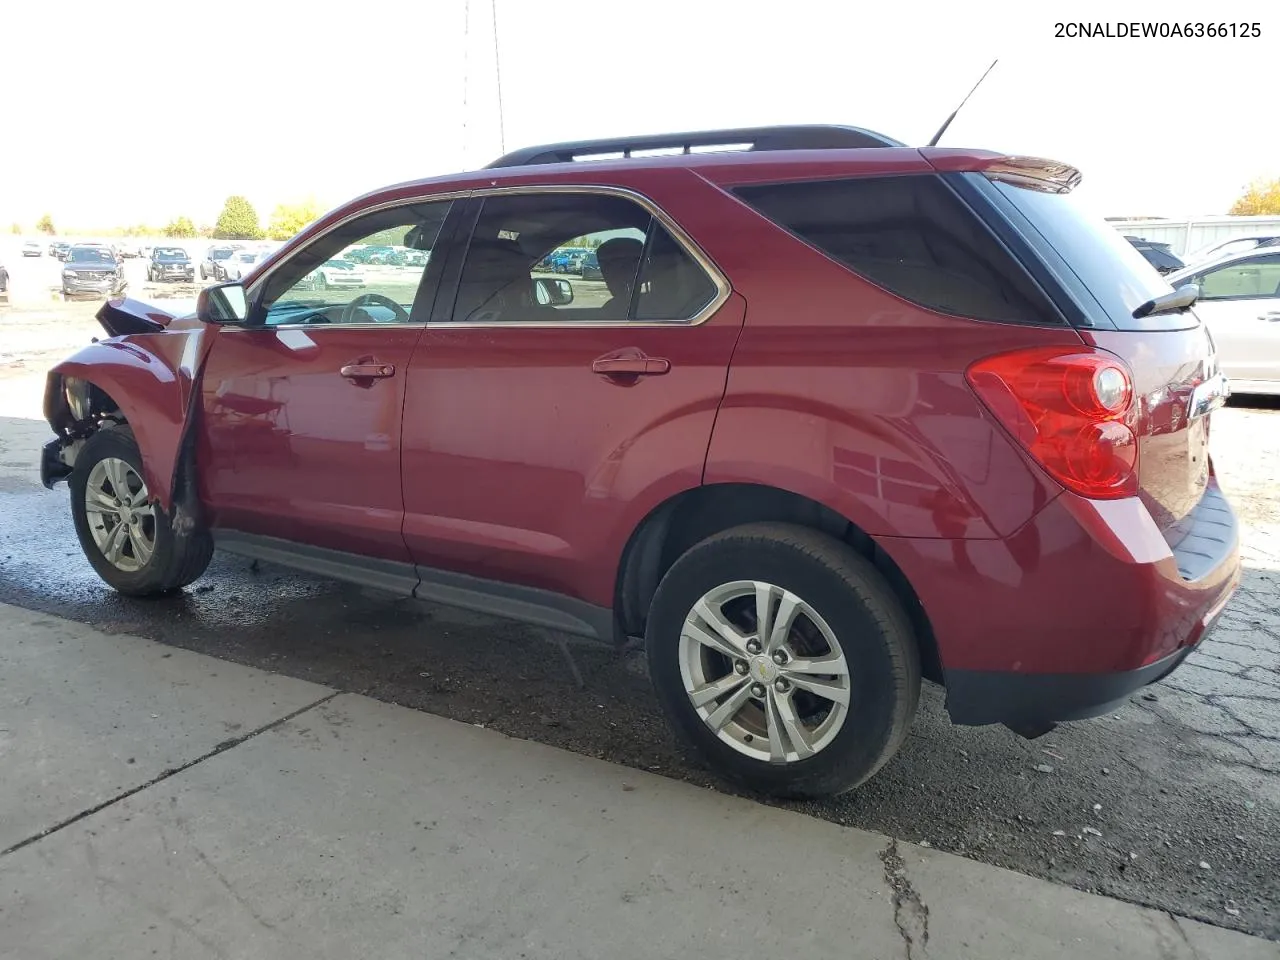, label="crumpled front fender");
[46,326,210,513]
